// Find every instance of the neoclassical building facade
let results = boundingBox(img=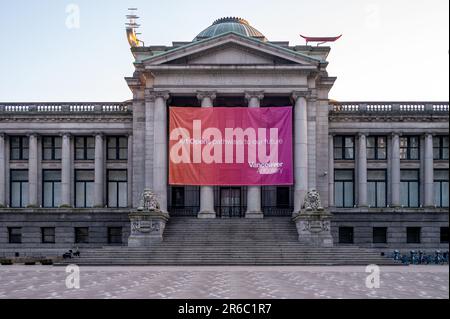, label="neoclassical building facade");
[0,17,448,253]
